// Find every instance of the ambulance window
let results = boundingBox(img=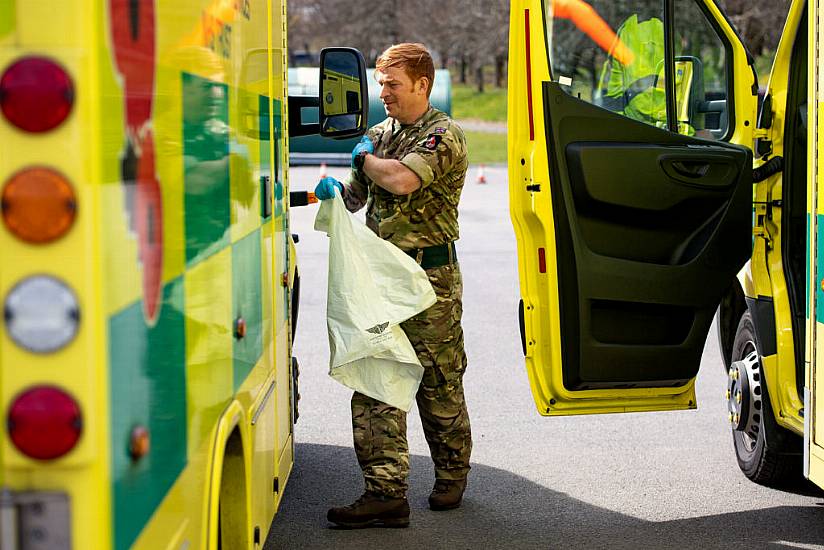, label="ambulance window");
[545,0,666,129]
[672,0,730,139]
[543,0,730,138]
